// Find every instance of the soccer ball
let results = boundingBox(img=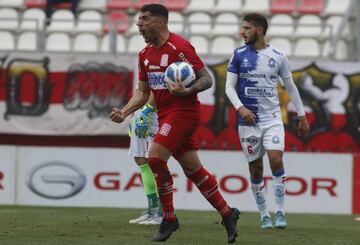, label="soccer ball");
[164,62,196,88]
